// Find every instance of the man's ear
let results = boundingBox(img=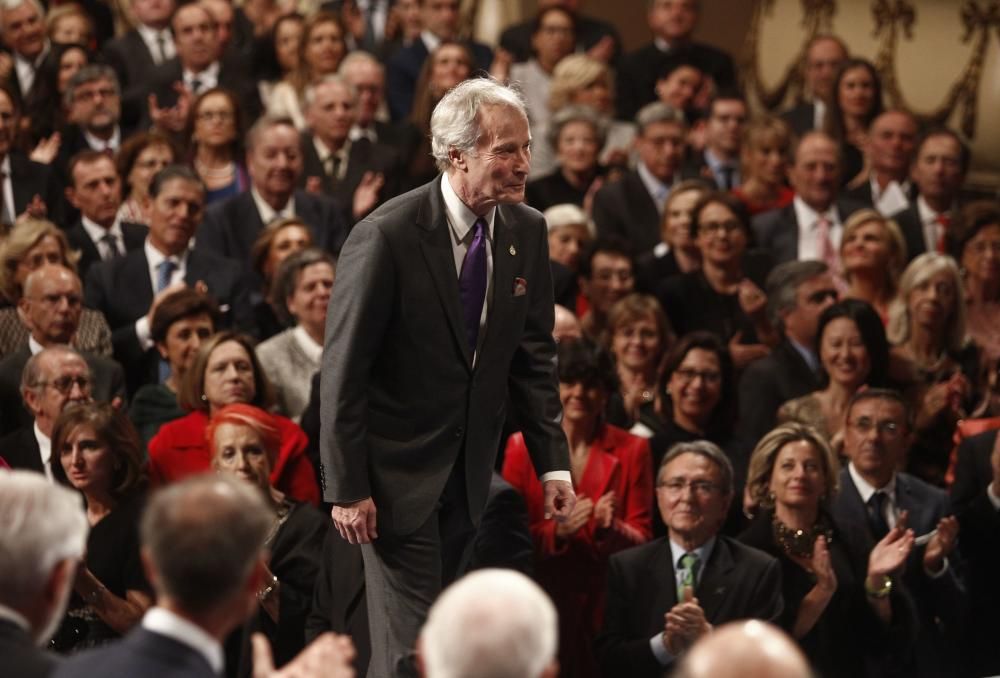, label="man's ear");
[449,147,465,171]
[16,297,32,329]
[65,186,80,210]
